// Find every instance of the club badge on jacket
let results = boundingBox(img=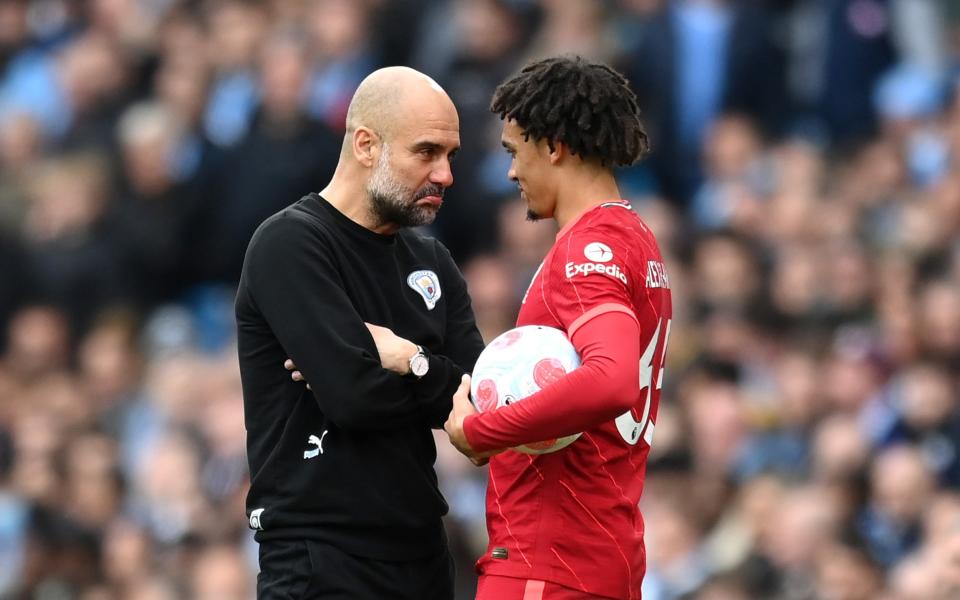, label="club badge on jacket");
[407,270,442,310]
